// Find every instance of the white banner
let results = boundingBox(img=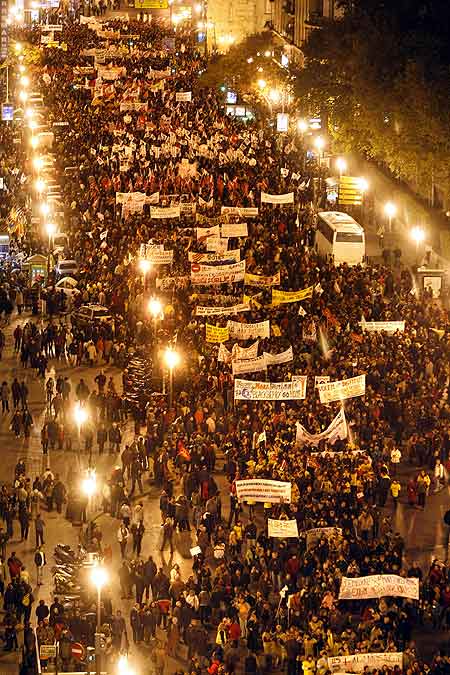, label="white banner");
[218,343,232,363]
[232,355,267,376]
[189,249,240,263]
[195,303,249,317]
[268,519,299,538]
[176,91,192,102]
[317,374,366,404]
[191,260,245,285]
[221,222,248,238]
[221,206,259,217]
[328,653,403,673]
[232,341,259,361]
[296,409,347,446]
[261,191,294,205]
[263,346,293,366]
[306,527,342,550]
[360,320,405,333]
[234,378,307,401]
[145,250,173,265]
[236,479,291,504]
[196,225,220,240]
[315,375,330,388]
[206,237,229,252]
[150,206,180,219]
[228,320,270,340]
[139,243,164,257]
[339,575,419,601]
